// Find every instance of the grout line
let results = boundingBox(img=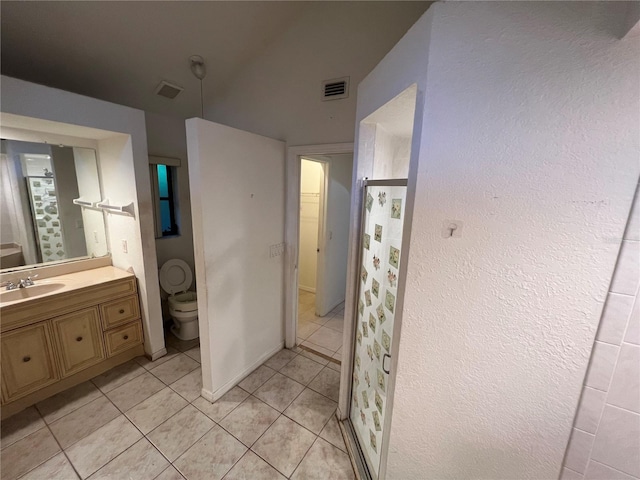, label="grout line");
[589,459,639,478]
